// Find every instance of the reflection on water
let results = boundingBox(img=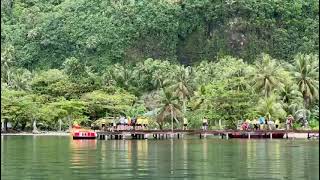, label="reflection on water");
[1,136,319,180]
